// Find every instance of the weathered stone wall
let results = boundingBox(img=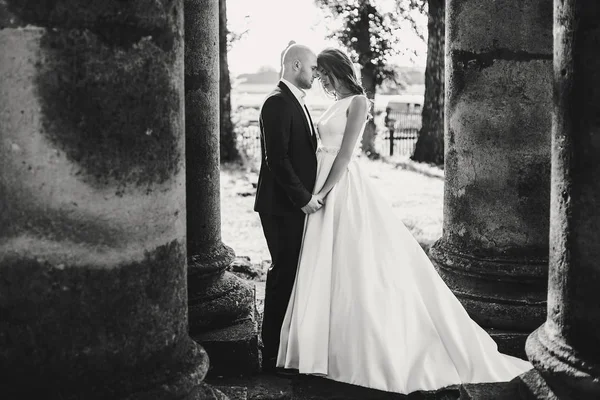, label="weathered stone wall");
[462,2,600,398]
[444,0,553,259]
[183,0,259,375]
[431,0,553,355]
[525,0,600,397]
[185,0,222,257]
[0,1,215,398]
